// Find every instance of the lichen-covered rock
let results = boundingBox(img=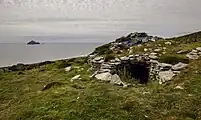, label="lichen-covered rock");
[95,72,112,81]
[158,70,175,84]
[110,74,123,85]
